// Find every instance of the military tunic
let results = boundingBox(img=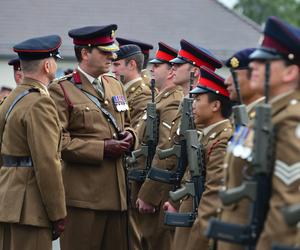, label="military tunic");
[136,86,183,250]
[49,70,137,250]
[172,120,233,250]
[218,97,265,250]
[256,90,300,249]
[0,78,66,250]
